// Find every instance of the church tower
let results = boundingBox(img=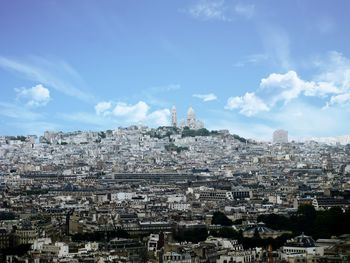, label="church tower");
[171,105,177,127]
